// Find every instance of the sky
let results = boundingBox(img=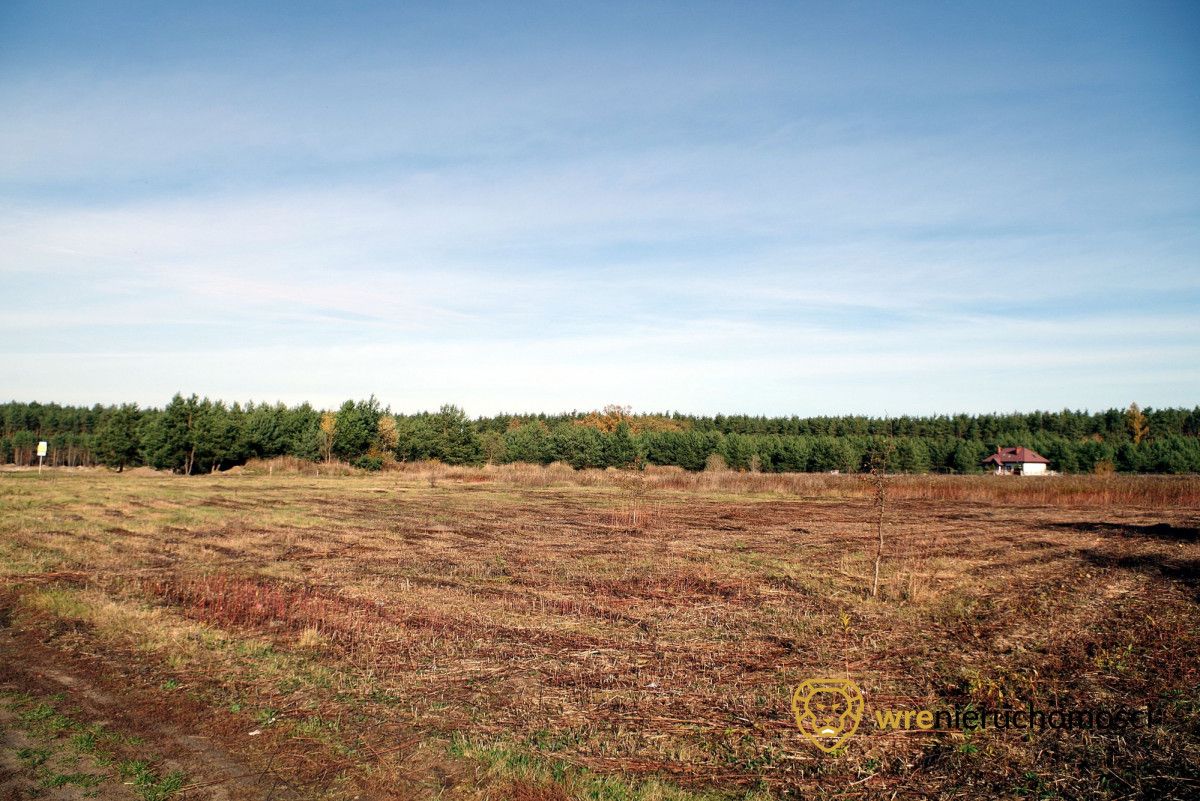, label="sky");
[2,1,1197,417]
